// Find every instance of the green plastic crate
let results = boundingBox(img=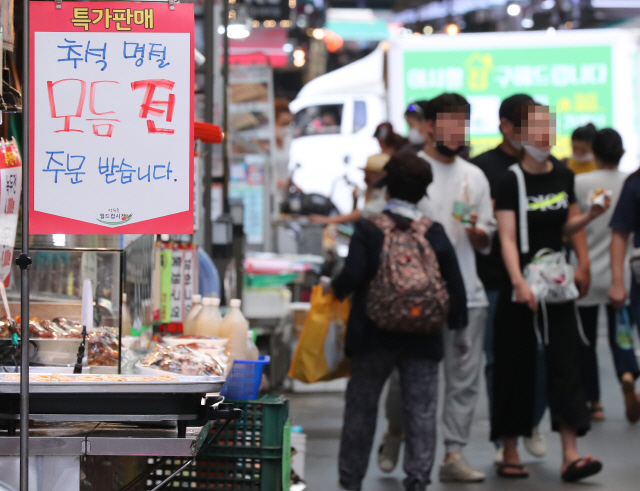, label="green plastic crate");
[244,273,300,288]
[145,423,292,491]
[202,395,289,459]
